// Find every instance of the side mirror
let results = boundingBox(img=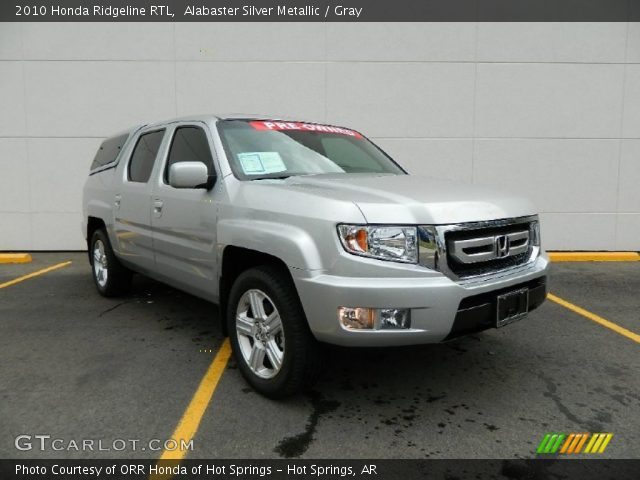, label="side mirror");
[169,162,213,189]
